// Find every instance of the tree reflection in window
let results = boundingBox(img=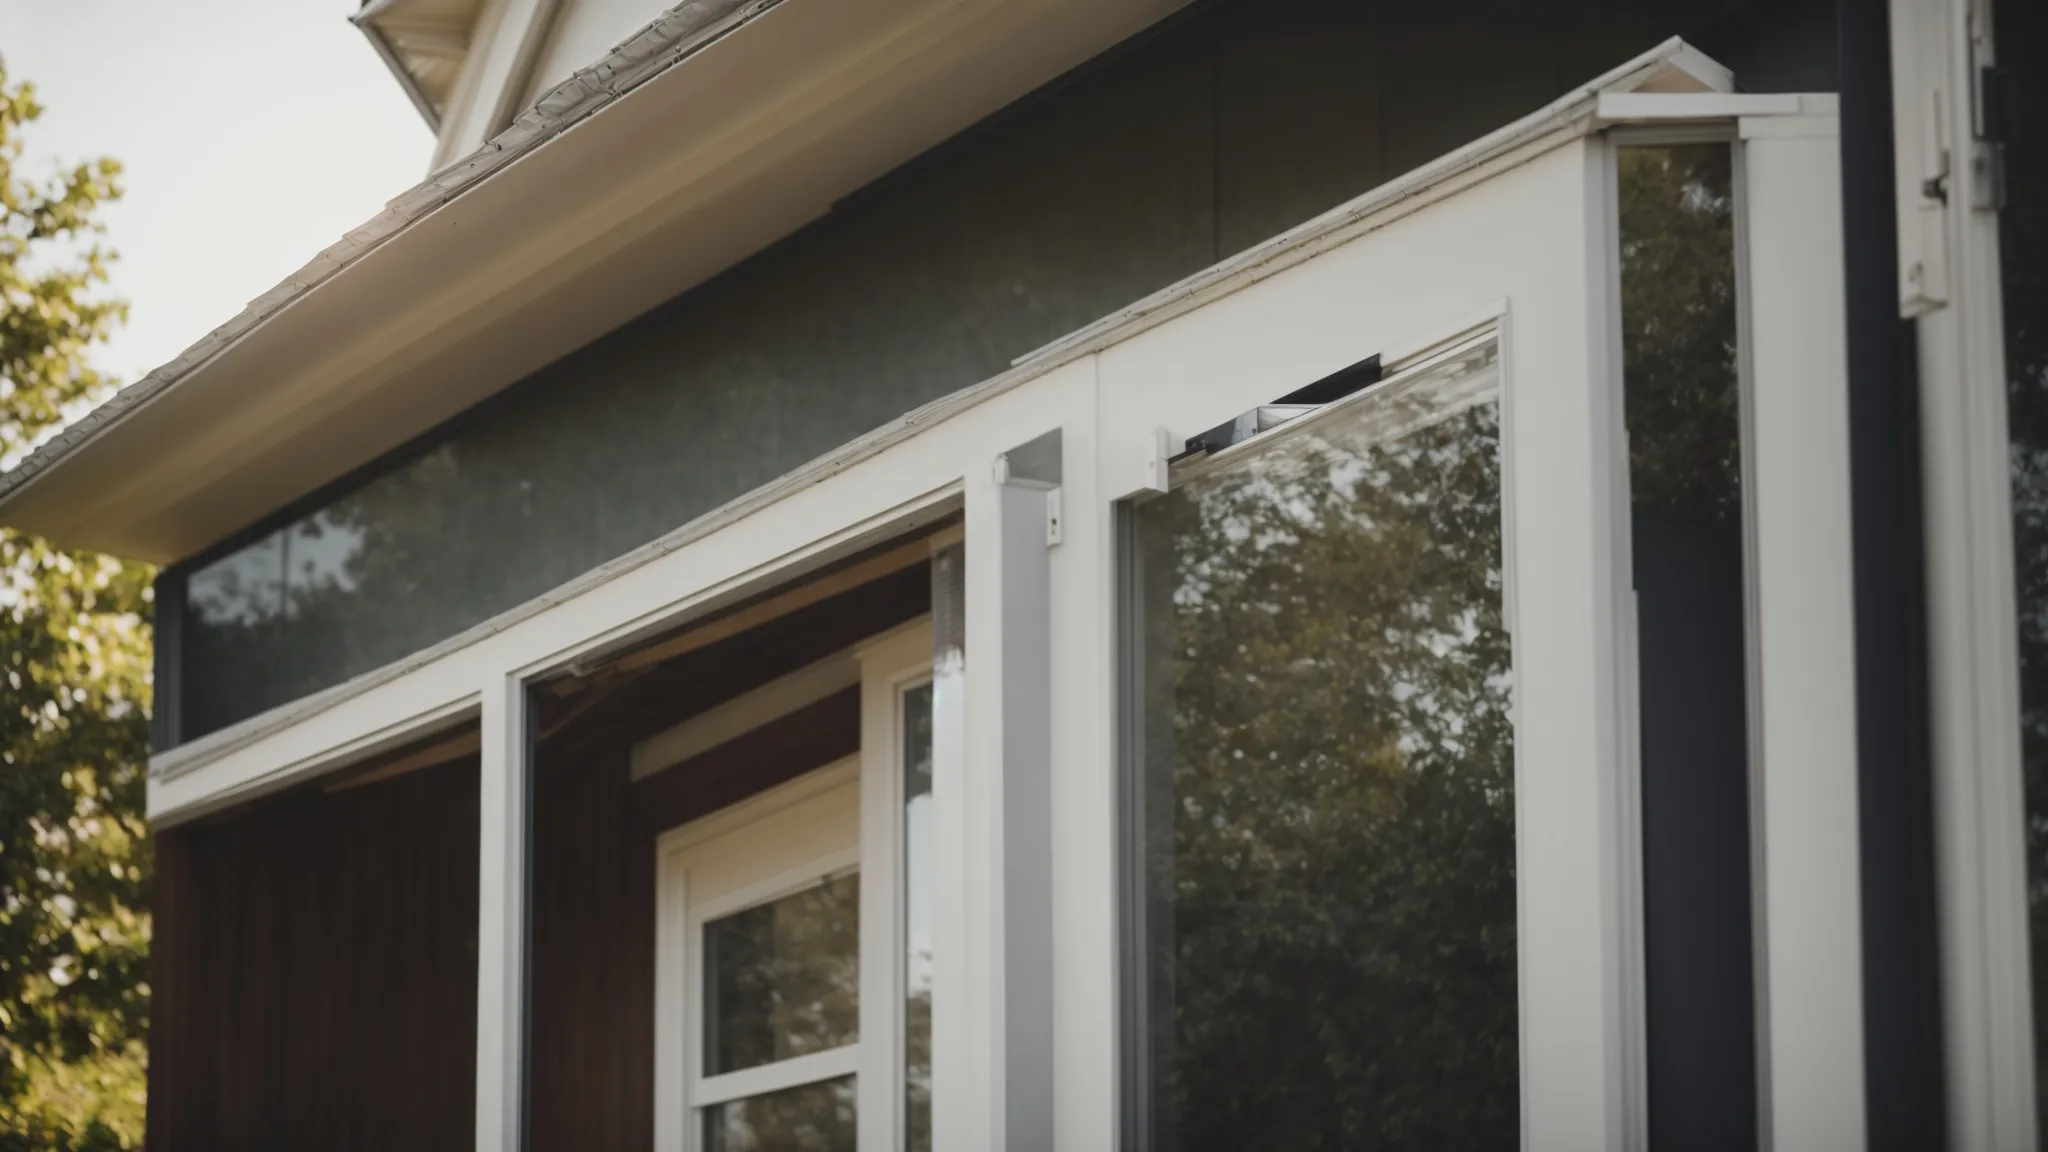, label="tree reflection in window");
[1131,341,1515,1150]
[703,1075,856,1152]
[703,872,860,1075]
[1990,0,2048,1125]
